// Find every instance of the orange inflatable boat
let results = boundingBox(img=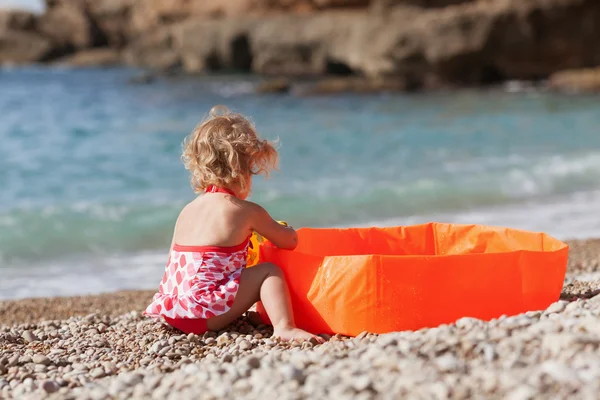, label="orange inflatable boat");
[253,223,569,337]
